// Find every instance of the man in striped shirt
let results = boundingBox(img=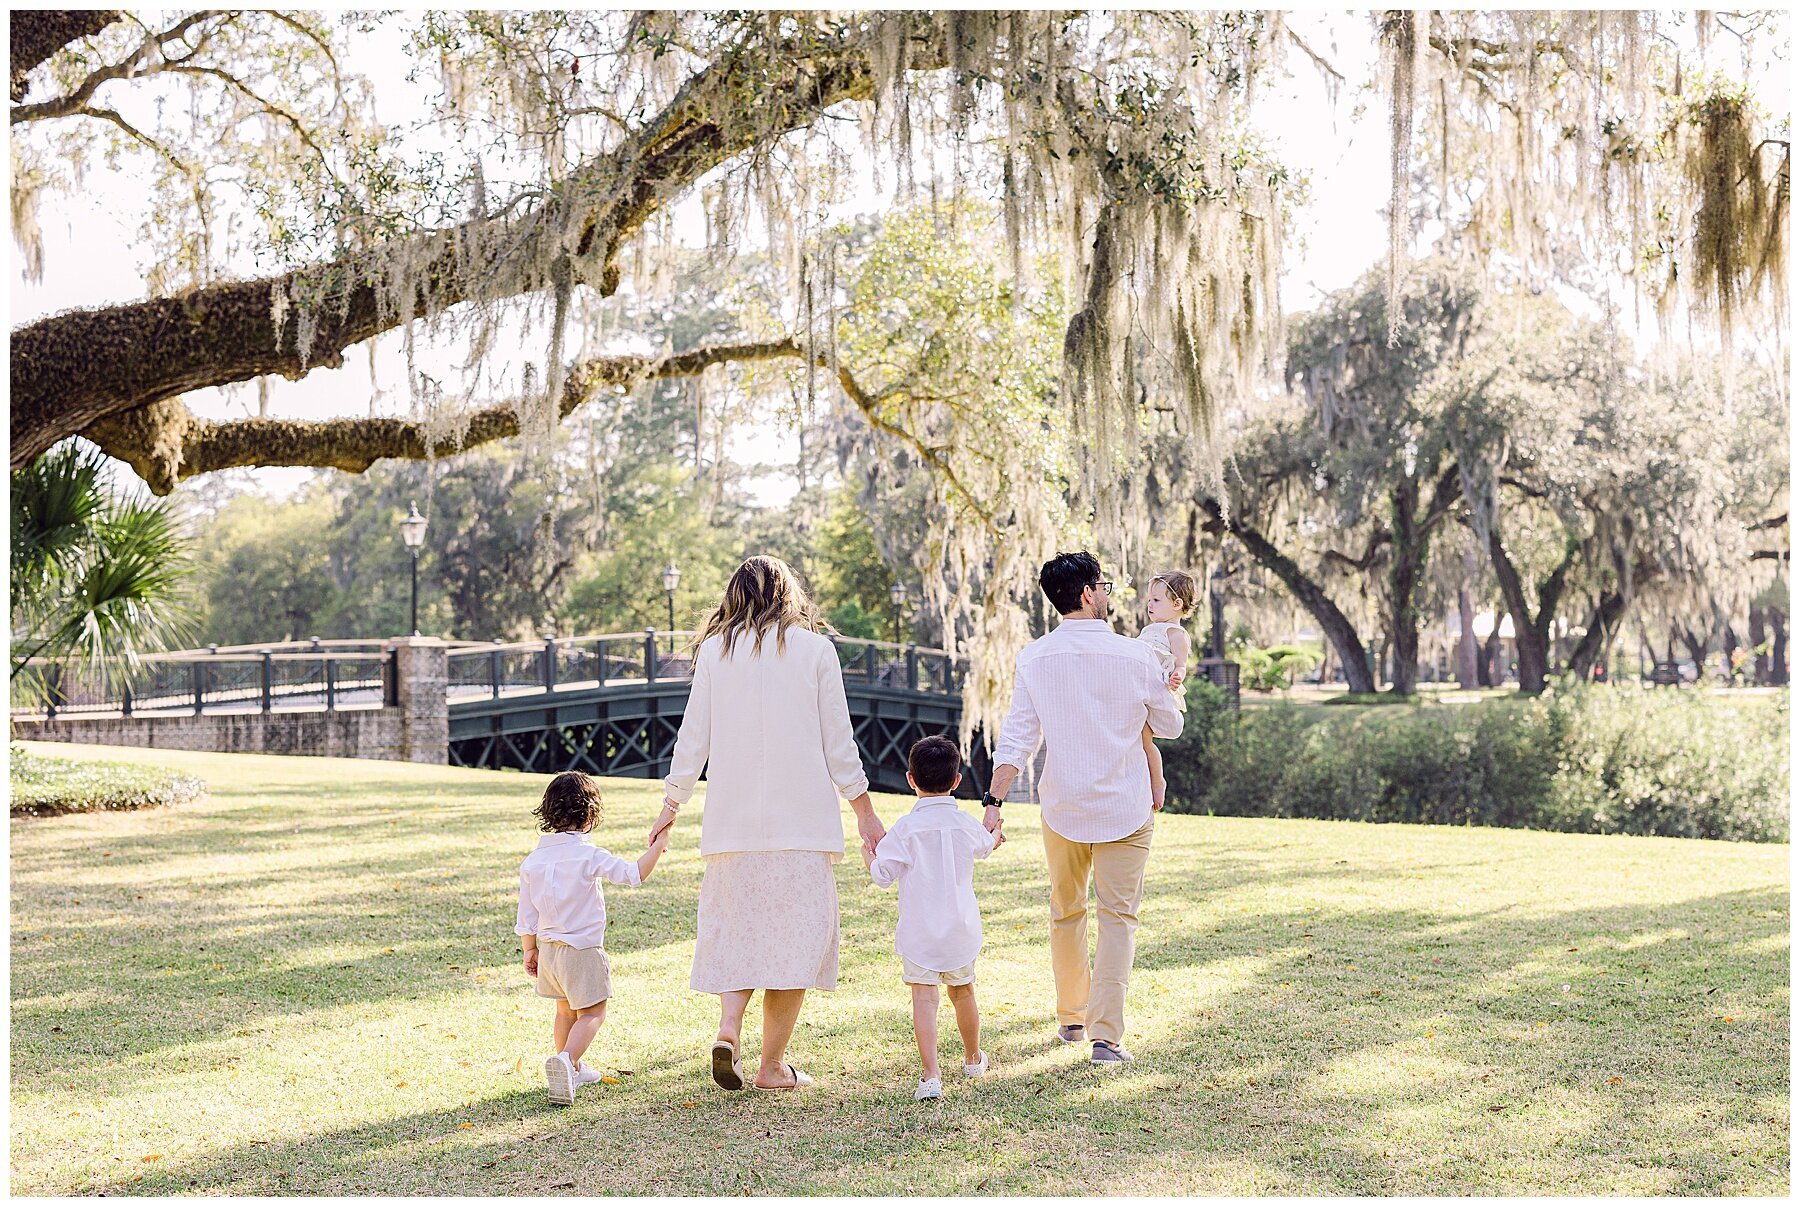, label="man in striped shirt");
[984,551,1184,1064]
